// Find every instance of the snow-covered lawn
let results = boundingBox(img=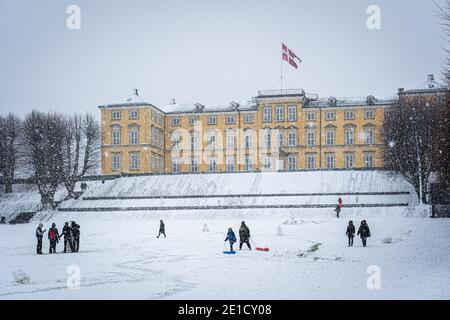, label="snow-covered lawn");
[0,210,449,299]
